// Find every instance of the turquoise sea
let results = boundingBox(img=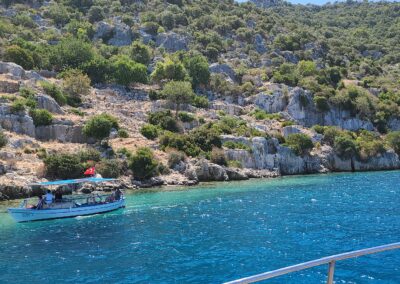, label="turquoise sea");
[0,171,399,283]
